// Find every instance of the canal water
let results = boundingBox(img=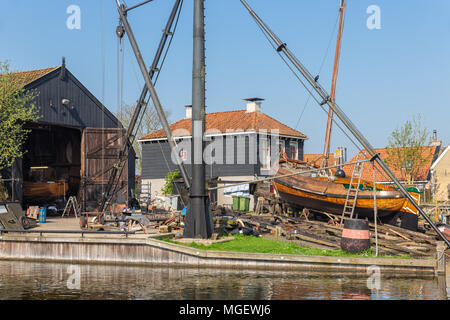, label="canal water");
[0,260,447,300]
